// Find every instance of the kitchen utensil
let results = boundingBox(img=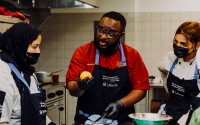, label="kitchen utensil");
[52,74,59,84]
[129,113,172,125]
[93,112,108,124]
[48,69,63,76]
[35,71,51,82]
